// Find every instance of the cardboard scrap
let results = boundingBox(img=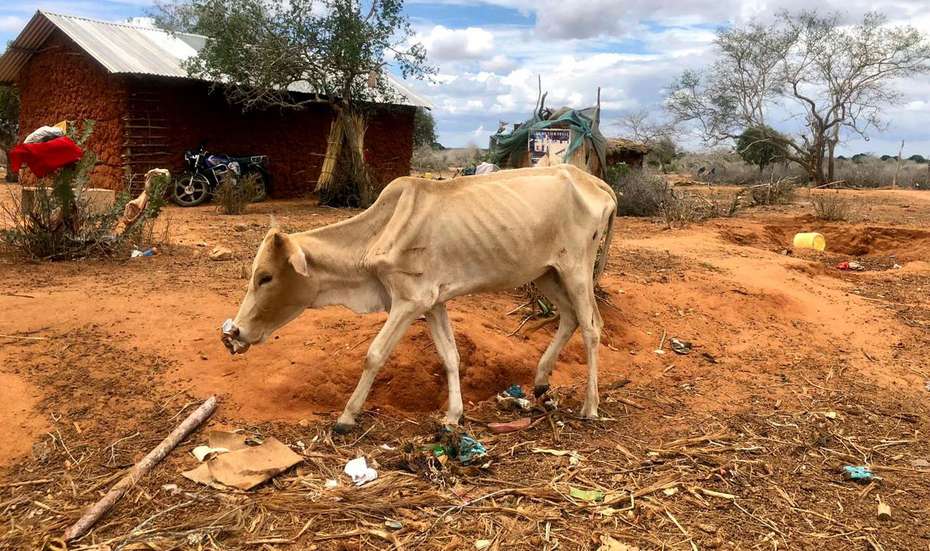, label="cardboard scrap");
[182,432,302,490]
[597,535,640,551]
